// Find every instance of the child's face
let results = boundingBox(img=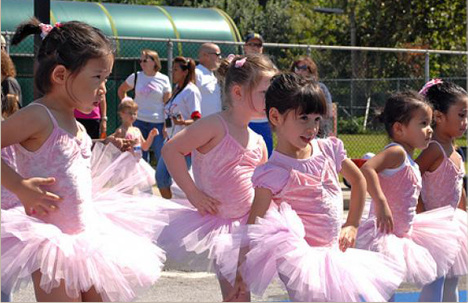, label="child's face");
[249,72,274,119]
[401,106,433,150]
[438,96,468,138]
[277,110,322,151]
[70,54,113,114]
[119,108,138,125]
